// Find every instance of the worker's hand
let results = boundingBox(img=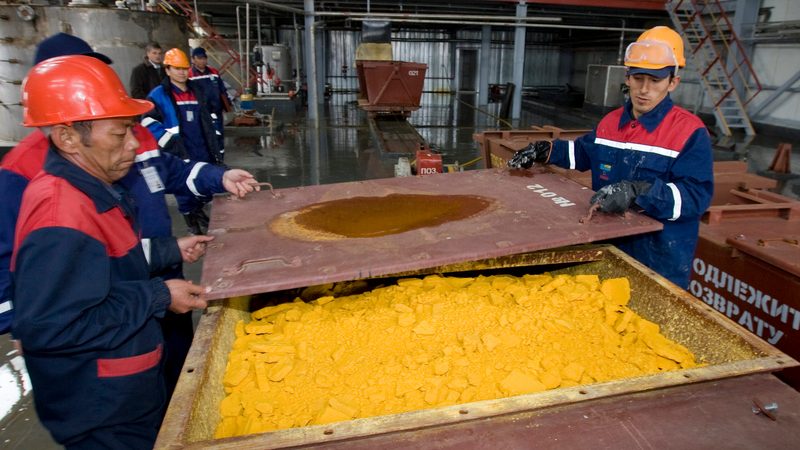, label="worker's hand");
[222,169,260,198]
[165,279,209,314]
[590,180,652,214]
[507,140,551,169]
[177,235,215,263]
